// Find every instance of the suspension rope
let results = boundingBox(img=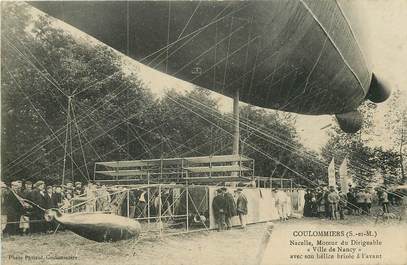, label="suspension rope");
[71,101,91,181]
[5,38,68,97]
[147,2,234,68]
[6,67,88,181]
[173,94,402,187]
[62,96,72,185]
[176,1,201,41]
[4,82,129,171]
